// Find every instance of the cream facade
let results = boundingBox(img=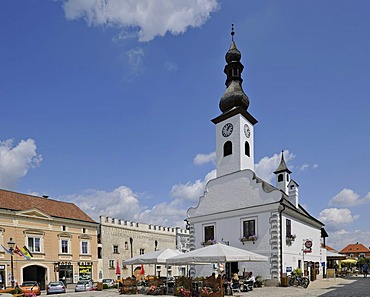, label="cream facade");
[0,190,98,290]
[98,215,189,280]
